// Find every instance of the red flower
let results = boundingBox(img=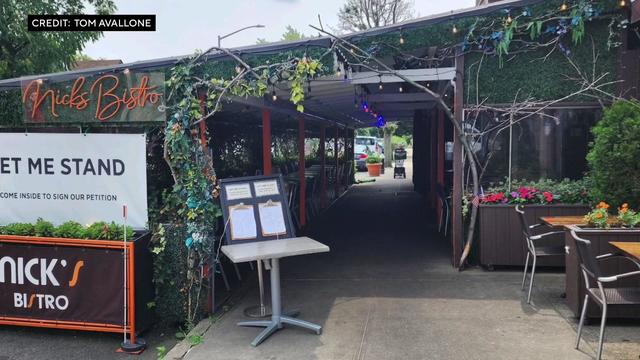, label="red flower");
[543,191,554,203]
